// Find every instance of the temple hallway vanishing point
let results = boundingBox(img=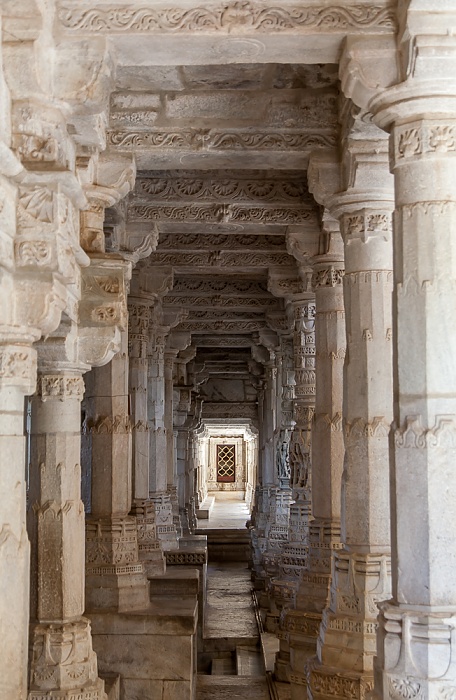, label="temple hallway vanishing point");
[1,1,456,699]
